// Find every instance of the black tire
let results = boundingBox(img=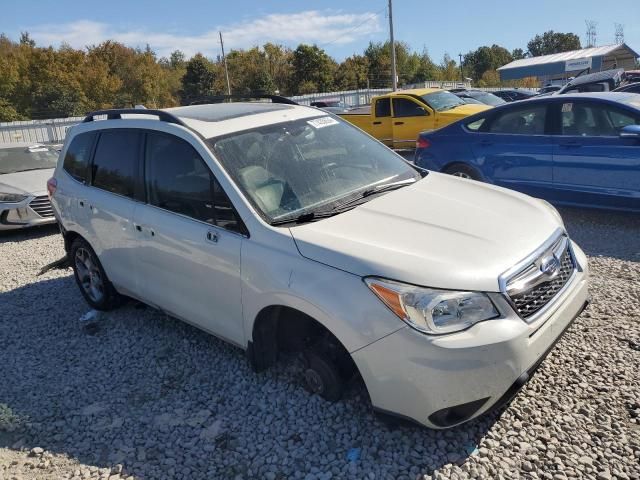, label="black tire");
[443,164,482,181]
[70,238,123,311]
[303,350,344,402]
